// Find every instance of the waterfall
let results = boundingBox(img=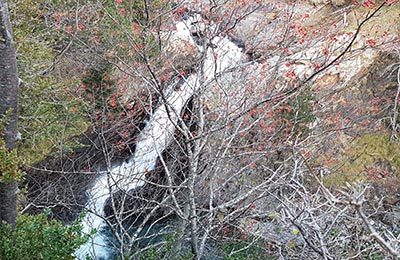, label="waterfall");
[76,176,111,259]
[119,74,199,191]
[76,14,244,260]
[76,75,199,260]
